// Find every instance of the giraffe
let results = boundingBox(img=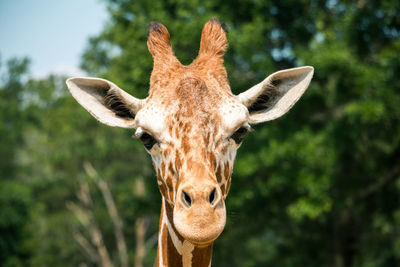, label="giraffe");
[66,19,314,267]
